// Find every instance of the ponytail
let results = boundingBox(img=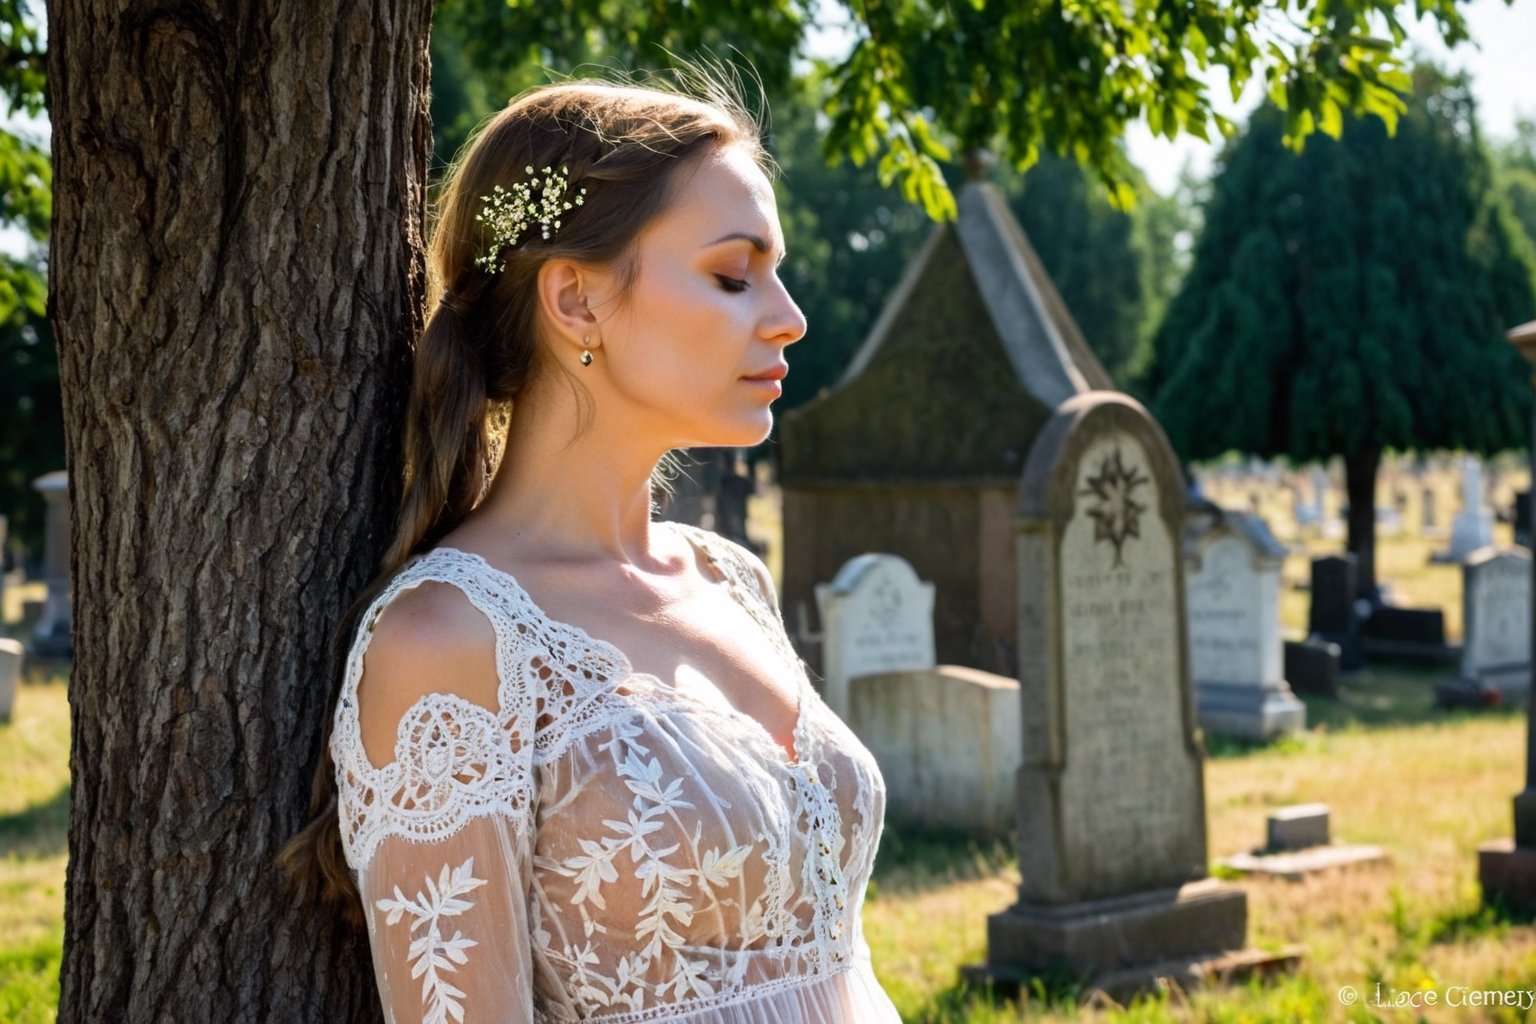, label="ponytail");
[387,291,492,569]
